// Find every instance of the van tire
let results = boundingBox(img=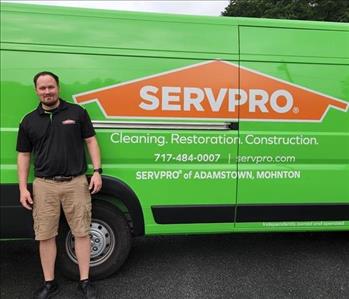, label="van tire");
[58,201,131,280]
